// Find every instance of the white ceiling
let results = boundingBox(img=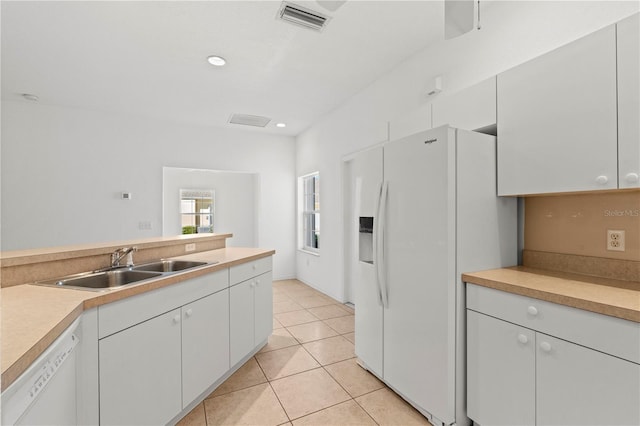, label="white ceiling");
[1,1,445,136]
